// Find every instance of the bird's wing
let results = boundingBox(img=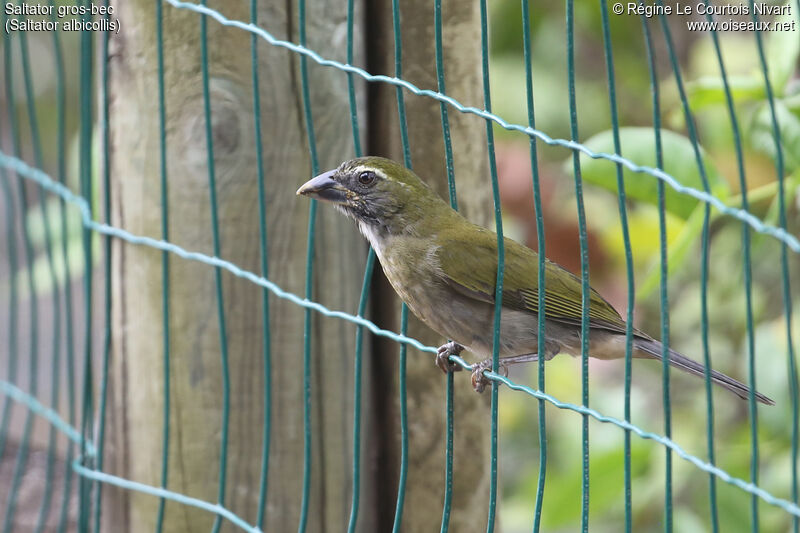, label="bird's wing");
[435,225,629,335]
